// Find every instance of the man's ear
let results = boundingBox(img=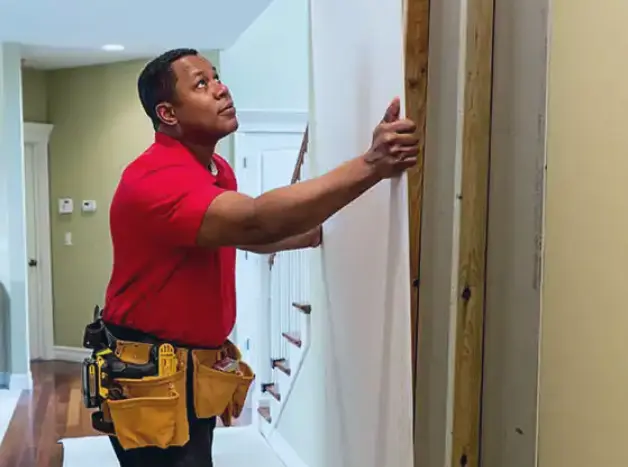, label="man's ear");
[156,102,178,126]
